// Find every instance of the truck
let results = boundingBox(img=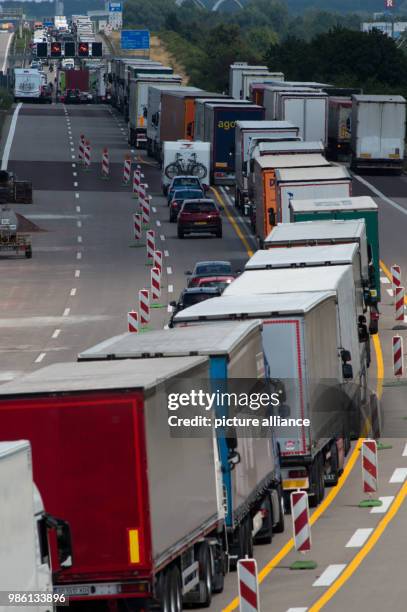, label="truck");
[240,71,284,101]
[252,153,331,246]
[234,120,302,209]
[78,321,285,562]
[173,291,355,508]
[162,140,211,192]
[0,208,32,258]
[0,440,73,610]
[0,170,33,204]
[328,97,352,159]
[228,63,269,99]
[14,69,42,102]
[128,75,182,148]
[263,86,317,120]
[202,103,265,184]
[0,358,227,610]
[110,58,162,113]
[275,91,329,146]
[351,94,406,173]
[147,85,200,158]
[289,196,380,304]
[194,97,244,142]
